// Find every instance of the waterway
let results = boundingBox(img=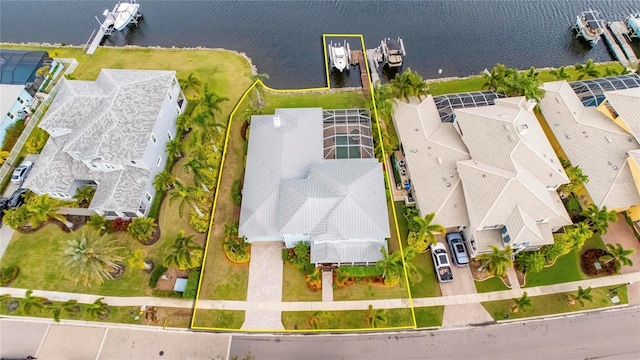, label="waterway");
[1,0,639,88]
